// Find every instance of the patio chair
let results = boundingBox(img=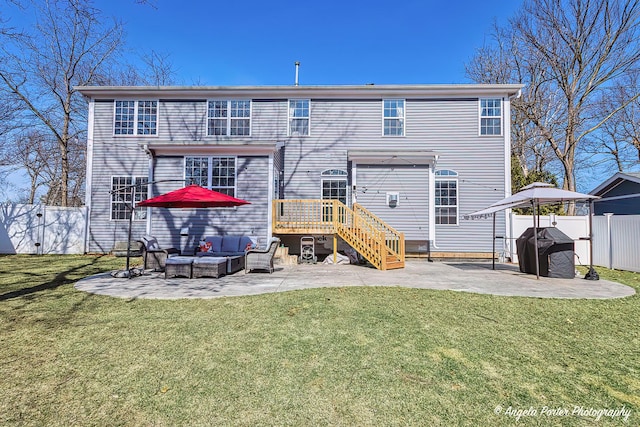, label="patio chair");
[245,237,280,273]
[139,235,180,271]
